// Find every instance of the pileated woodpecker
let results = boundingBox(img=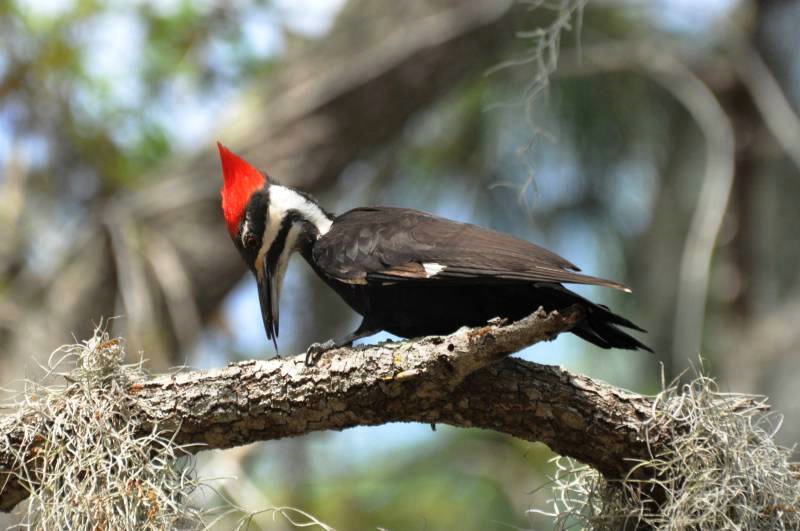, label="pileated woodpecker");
[217,143,651,362]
